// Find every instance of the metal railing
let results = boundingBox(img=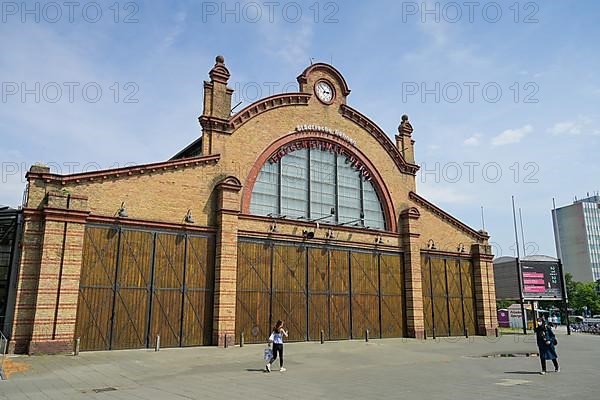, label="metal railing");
[0,329,7,380]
